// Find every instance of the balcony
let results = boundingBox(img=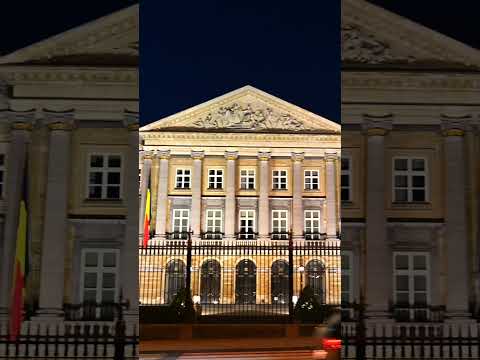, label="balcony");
[270,231,290,241]
[236,231,258,240]
[63,302,127,322]
[304,231,325,241]
[391,303,446,323]
[166,231,191,240]
[201,231,224,240]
